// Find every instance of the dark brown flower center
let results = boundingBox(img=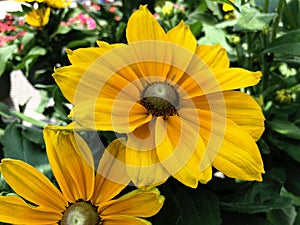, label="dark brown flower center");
[140,82,179,119]
[60,201,100,225]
